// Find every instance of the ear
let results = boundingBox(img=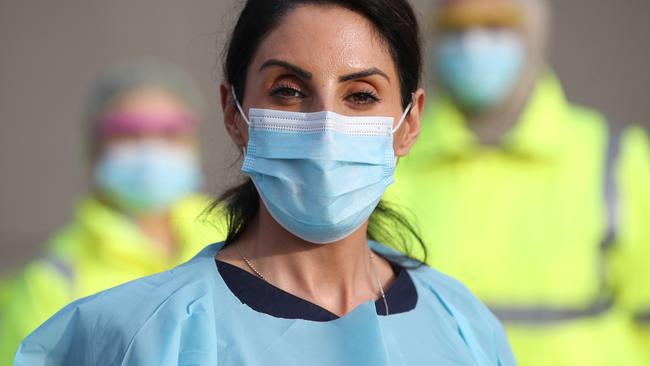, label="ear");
[394,88,425,157]
[220,83,248,148]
